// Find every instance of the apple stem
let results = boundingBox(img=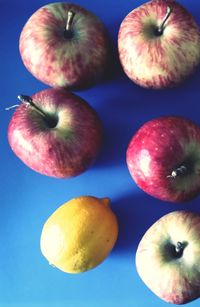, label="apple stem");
[64,10,75,38]
[17,95,48,119]
[175,242,184,254]
[5,96,47,118]
[17,95,58,128]
[157,6,173,35]
[167,165,187,179]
